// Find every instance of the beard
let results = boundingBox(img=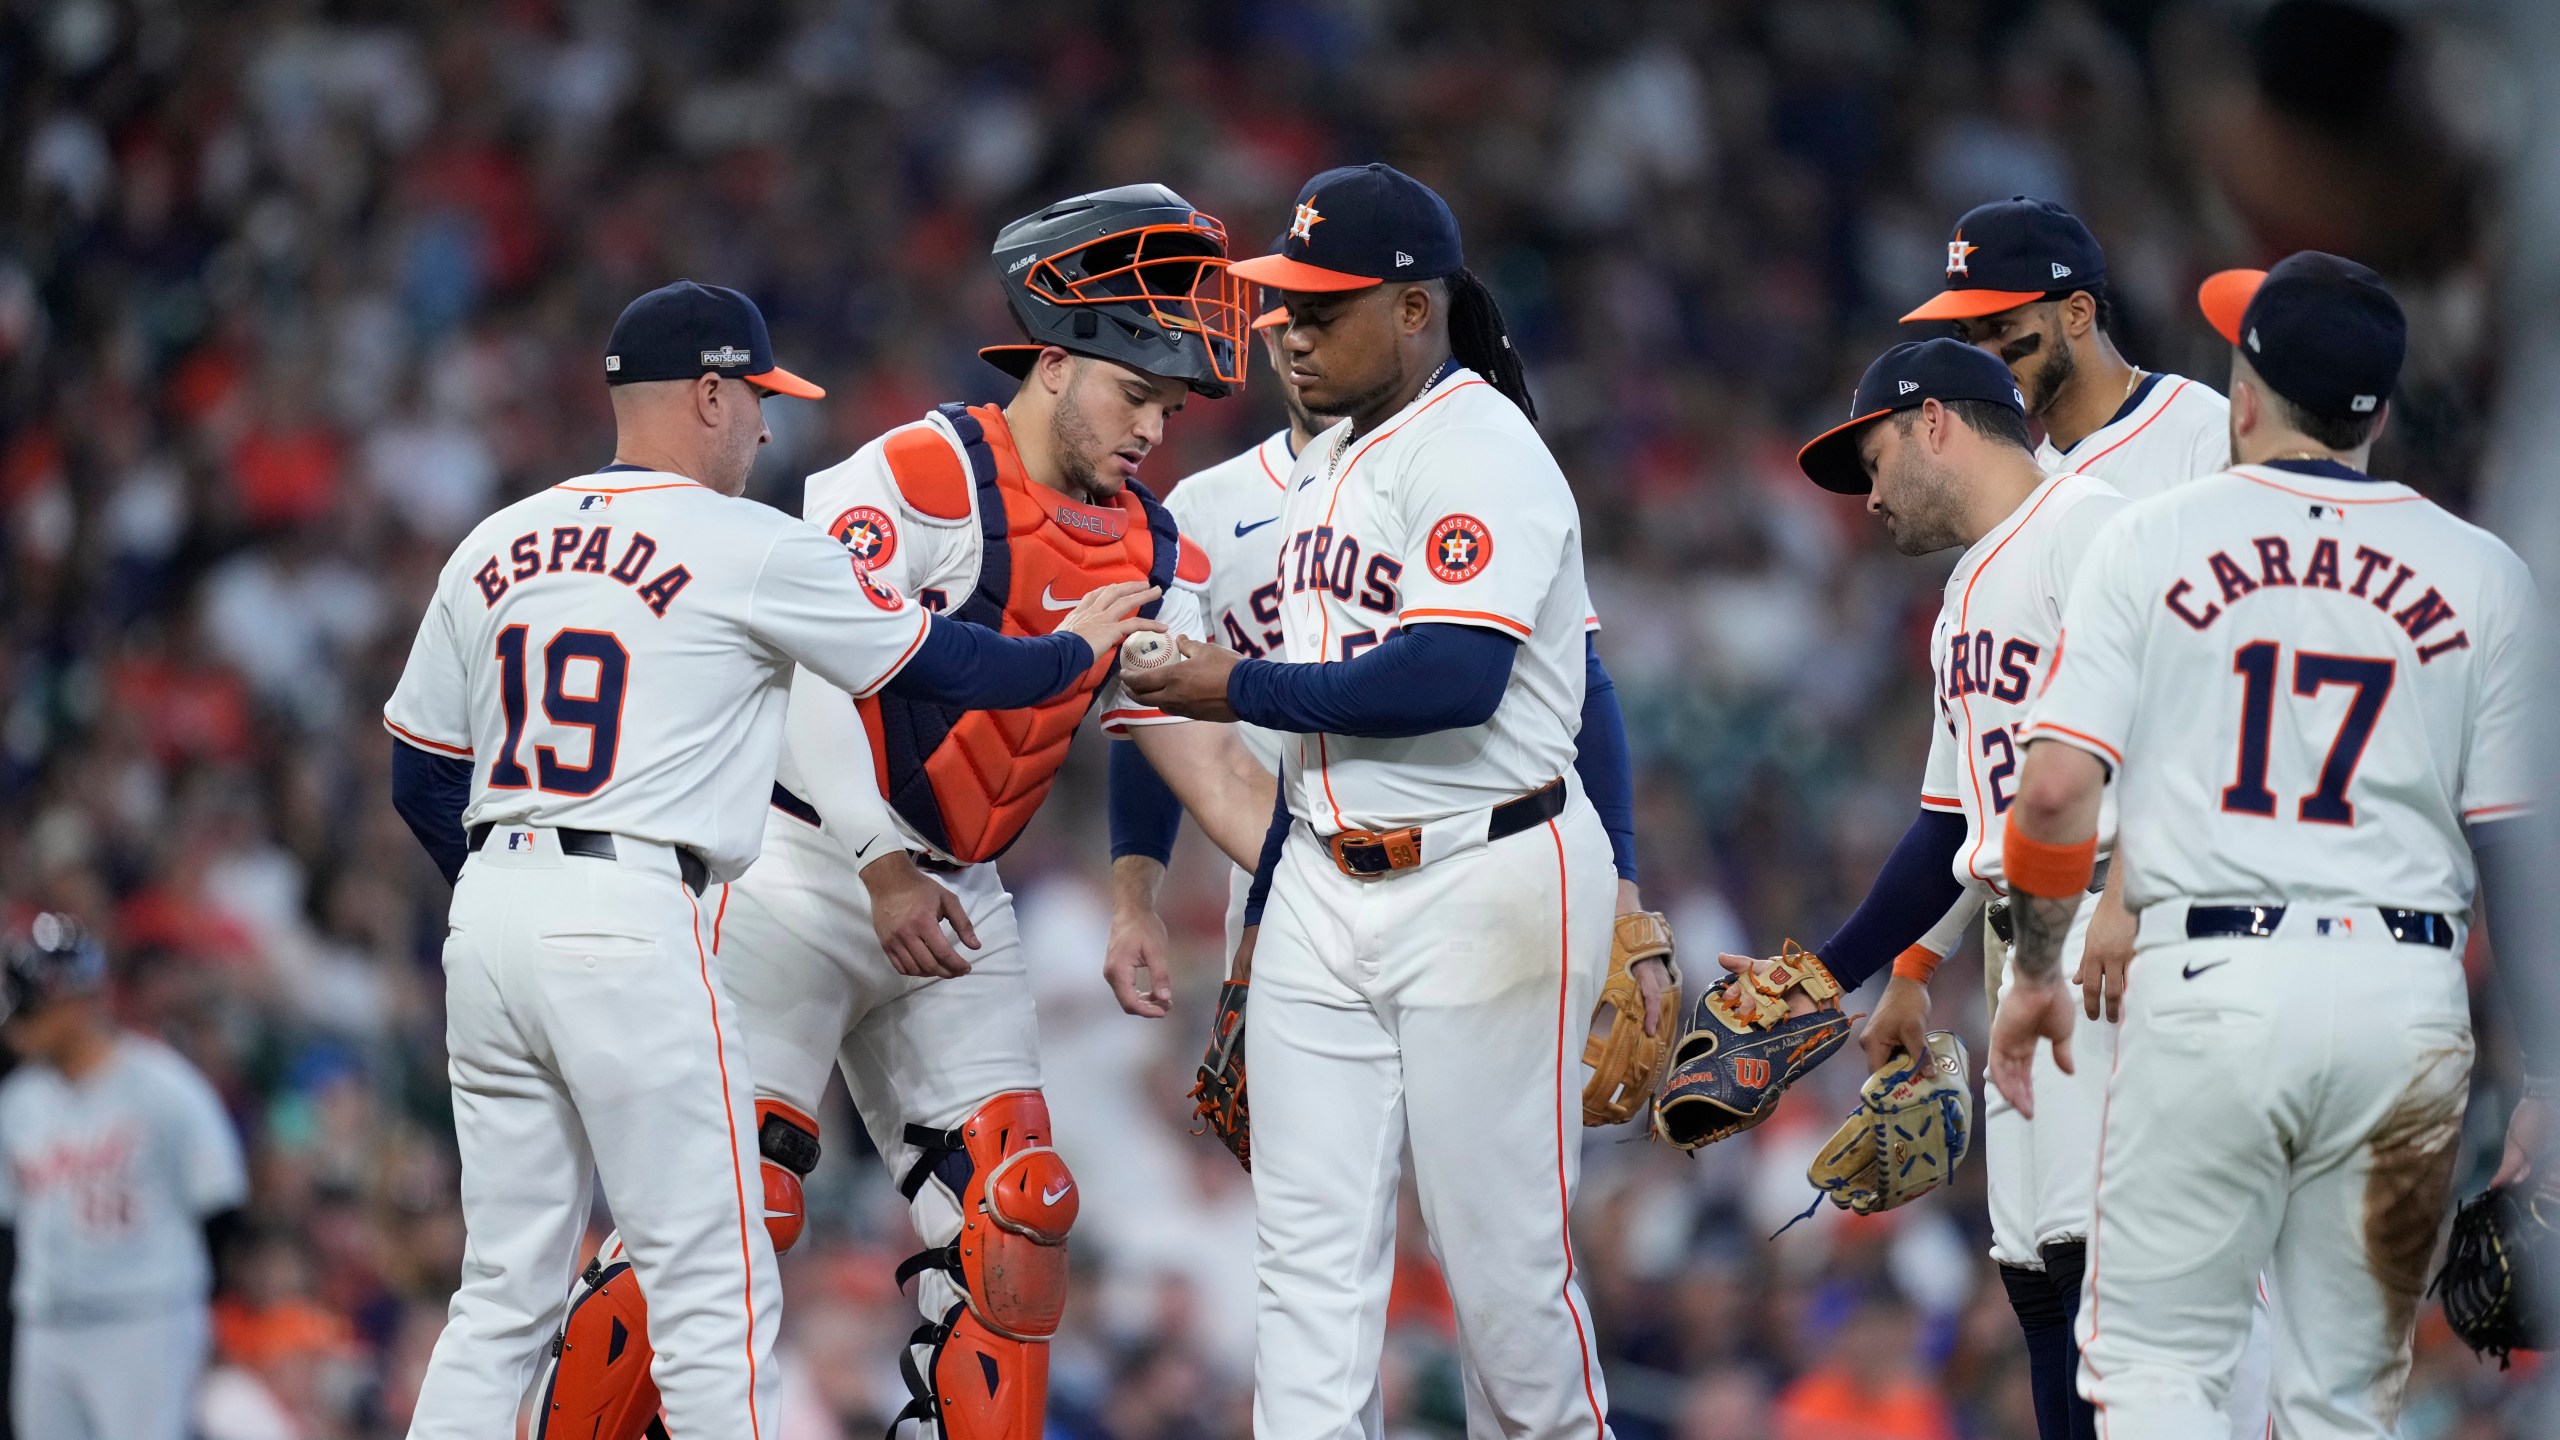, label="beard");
[1049,383,1118,503]
[2025,328,2075,416]
[1882,453,1969,556]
